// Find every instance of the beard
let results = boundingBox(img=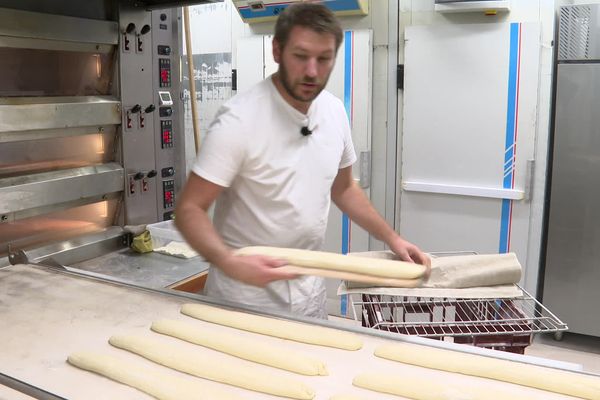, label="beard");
[278,60,329,103]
